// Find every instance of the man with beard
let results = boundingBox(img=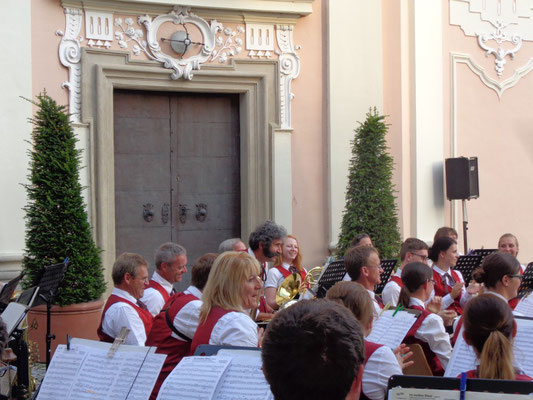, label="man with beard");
[247,220,287,282]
